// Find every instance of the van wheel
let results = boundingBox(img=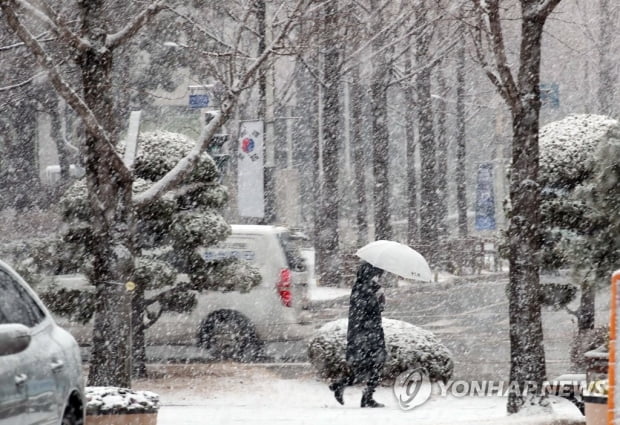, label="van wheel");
[61,401,83,425]
[197,310,263,362]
